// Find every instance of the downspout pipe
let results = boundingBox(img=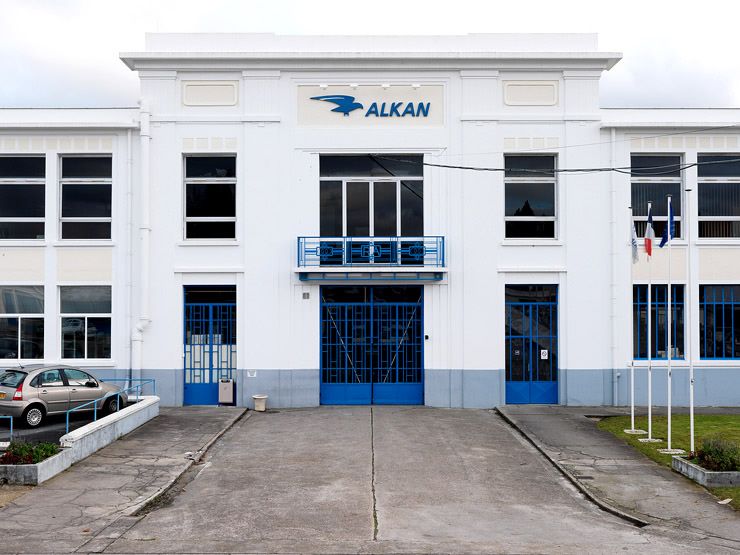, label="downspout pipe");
[126,128,134,386]
[132,102,152,380]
